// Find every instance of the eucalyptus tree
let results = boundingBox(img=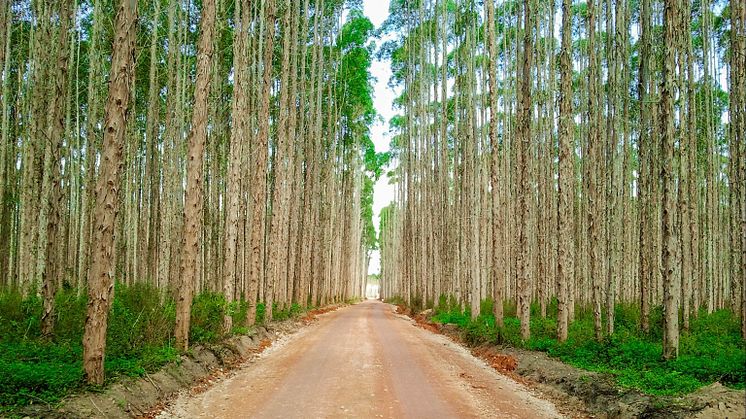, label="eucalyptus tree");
[175,0,217,351]
[82,0,138,385]
[377,0,740,359]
